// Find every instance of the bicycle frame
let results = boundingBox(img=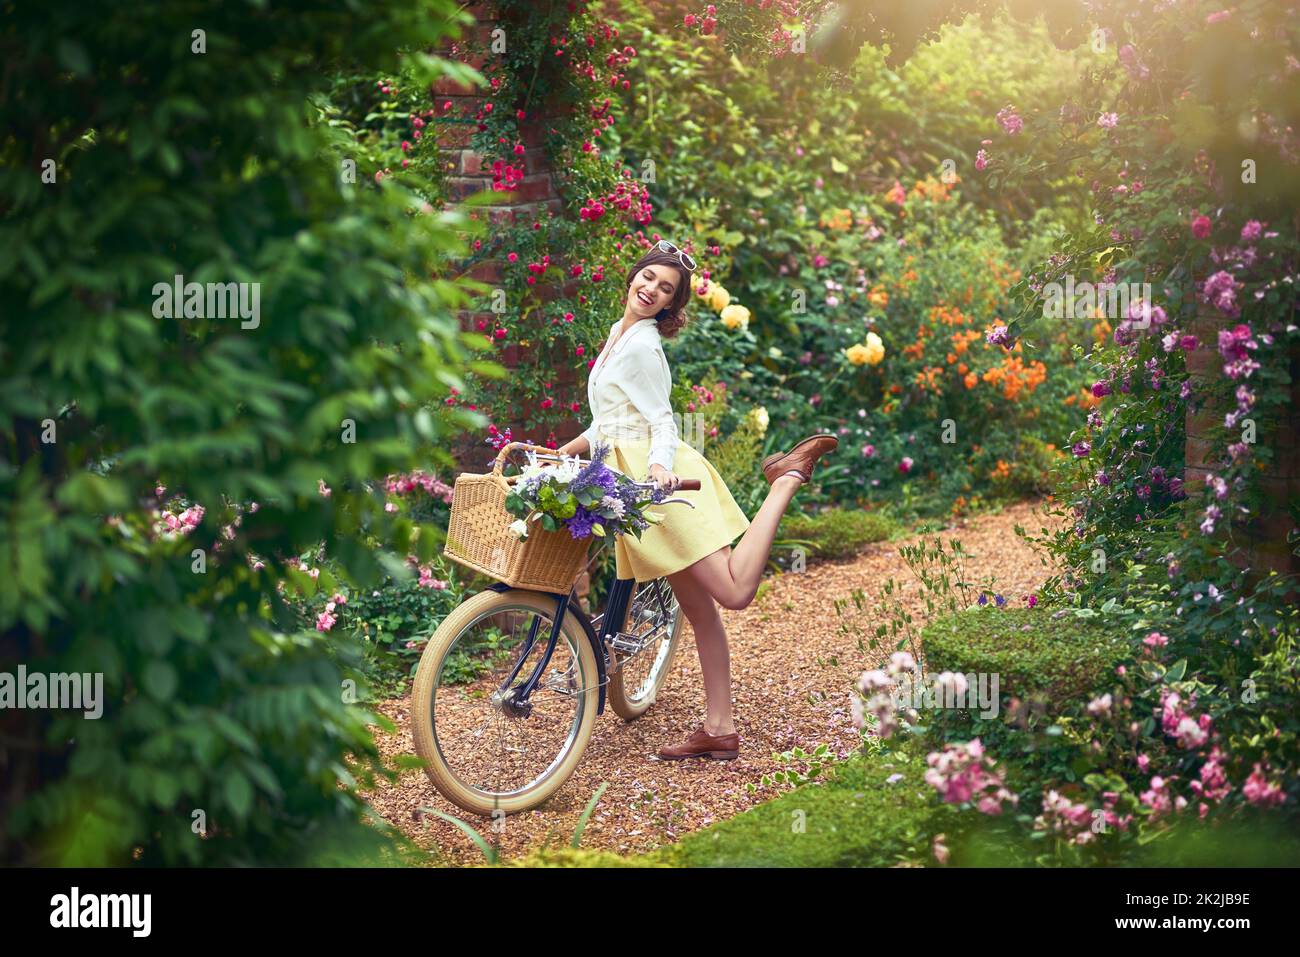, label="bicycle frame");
[481,446,690,716]
[484,577,632,716]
